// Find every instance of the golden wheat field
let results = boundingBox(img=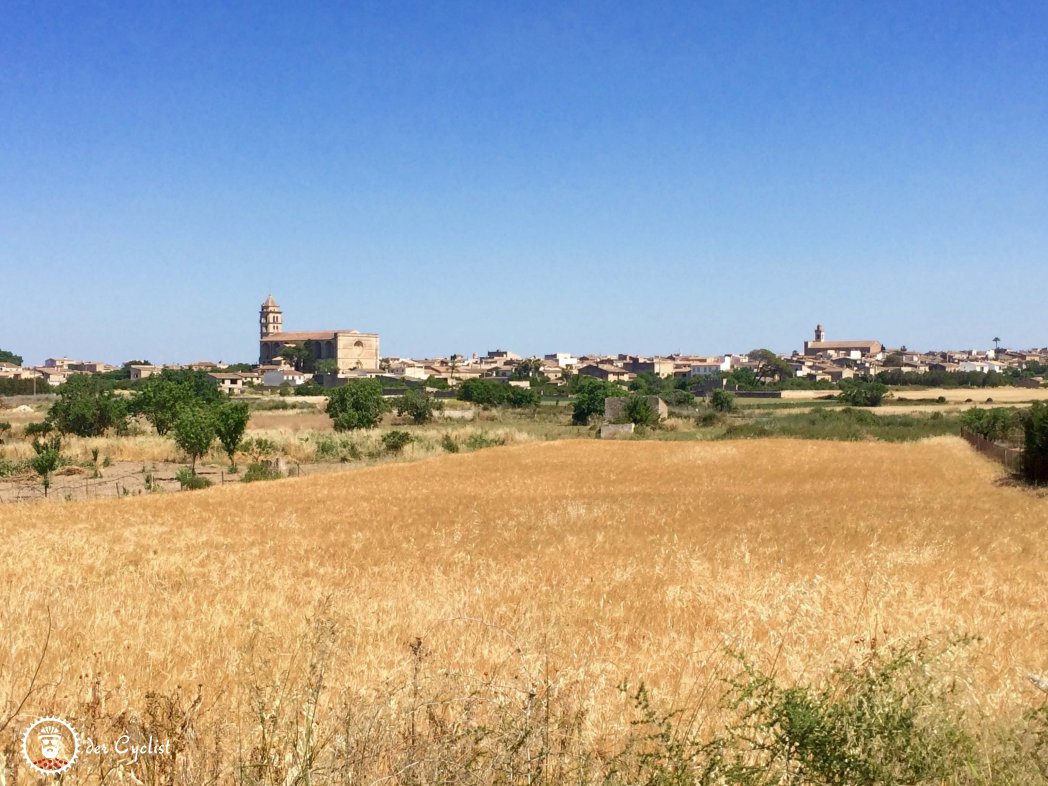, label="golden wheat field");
[1,437,1047,783]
